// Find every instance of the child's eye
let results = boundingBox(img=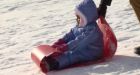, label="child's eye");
[76,15,80,19]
